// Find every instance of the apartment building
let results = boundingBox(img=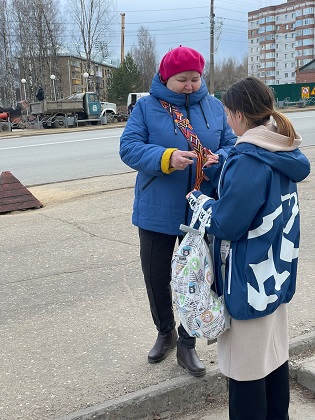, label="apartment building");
[248,0,315,85]
[57,55,115,100]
